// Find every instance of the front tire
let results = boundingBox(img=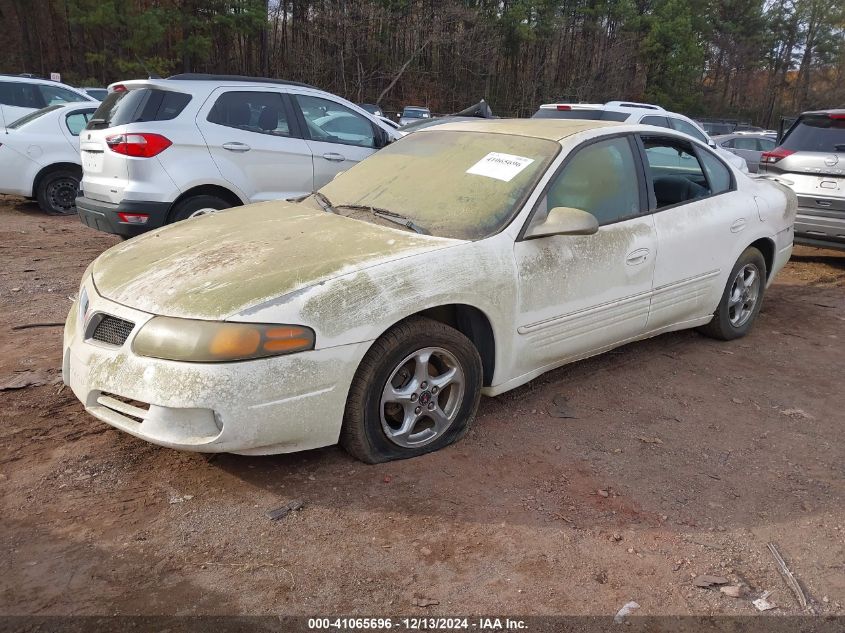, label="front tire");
[36,168,81,215]
[169,195,232,223]
[340,317,483,463]
[699,246,767,340]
